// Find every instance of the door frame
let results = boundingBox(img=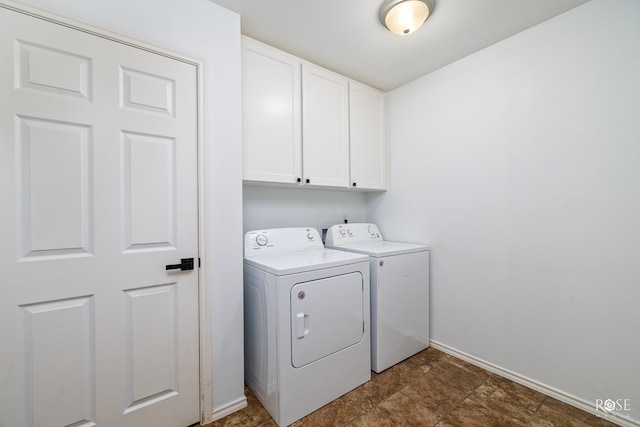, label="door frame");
[0,1,213,423]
